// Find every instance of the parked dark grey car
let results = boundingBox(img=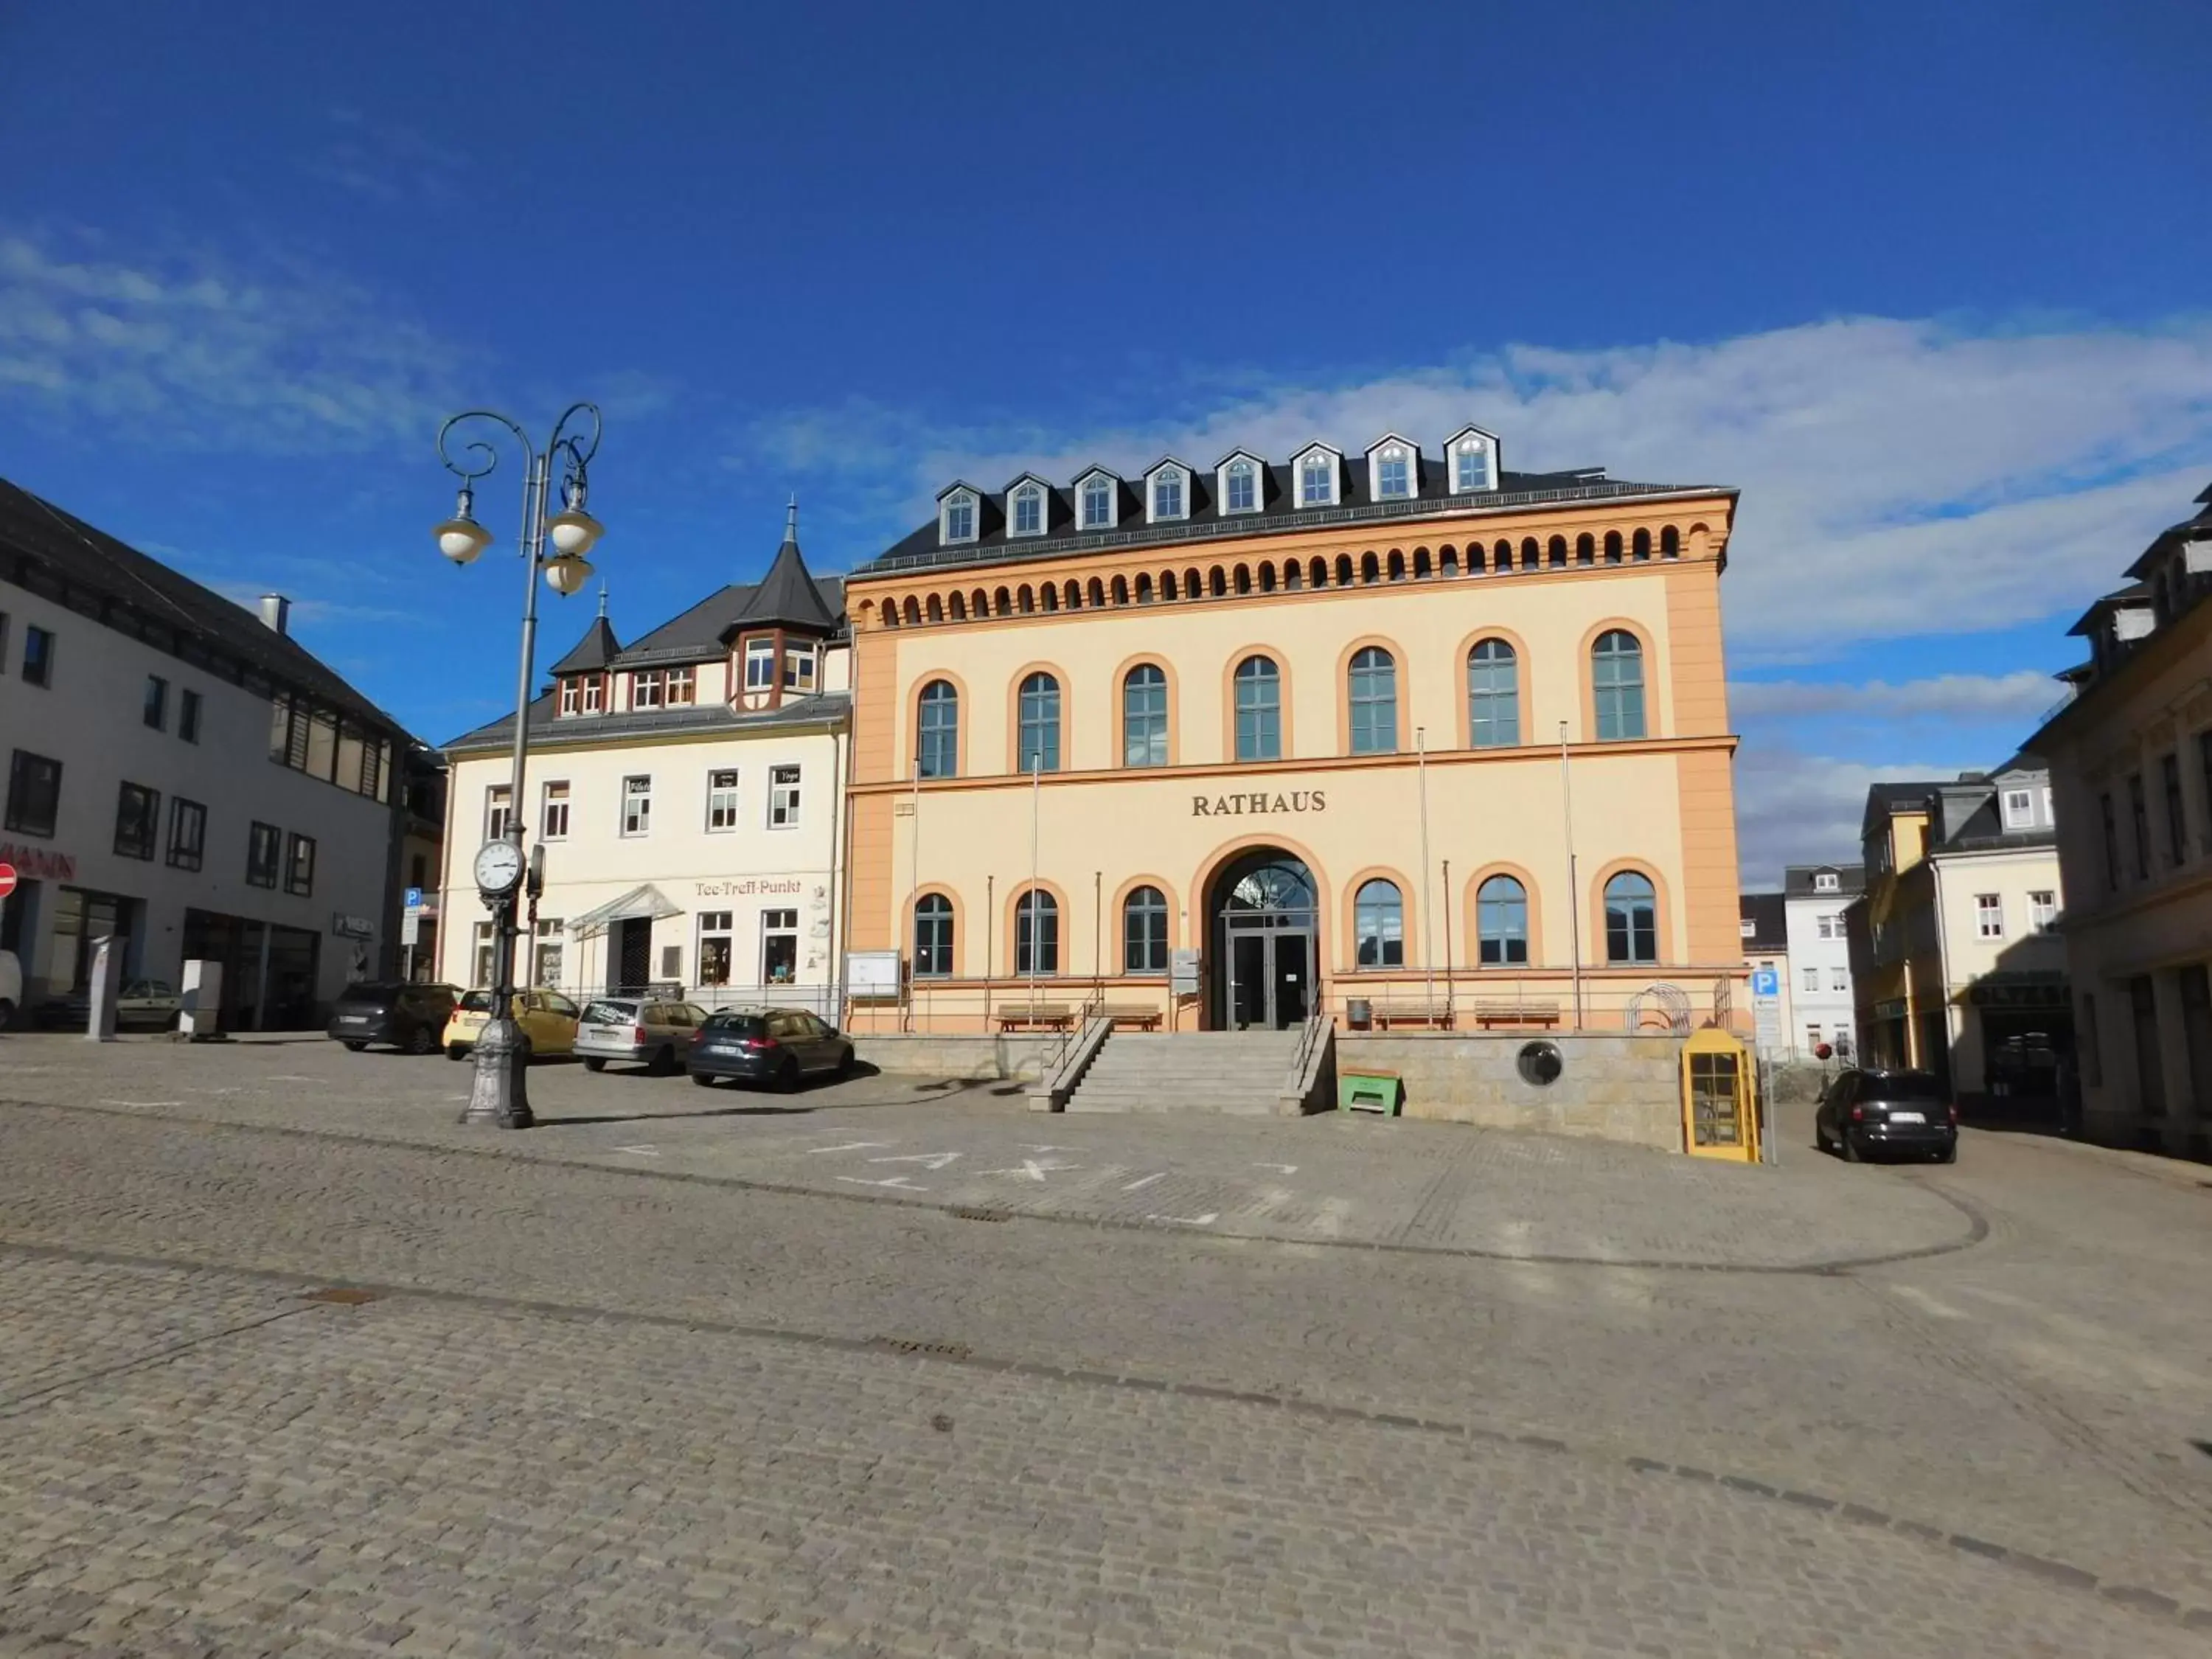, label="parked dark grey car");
[686,1007,853,1090]
[1815,1068,1958,1162]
